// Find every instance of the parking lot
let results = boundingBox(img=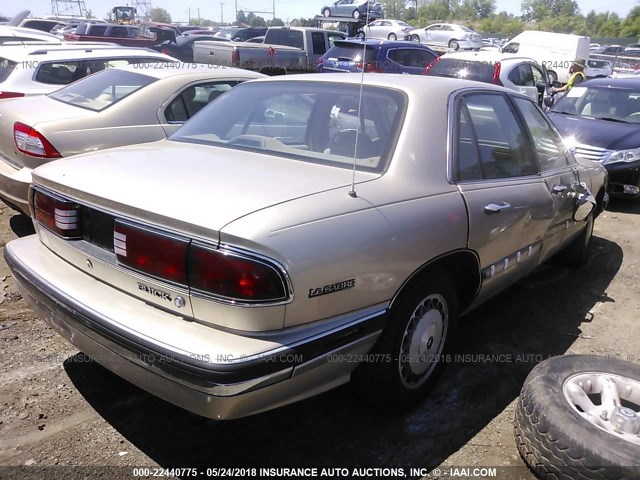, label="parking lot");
[0,197,638,478]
